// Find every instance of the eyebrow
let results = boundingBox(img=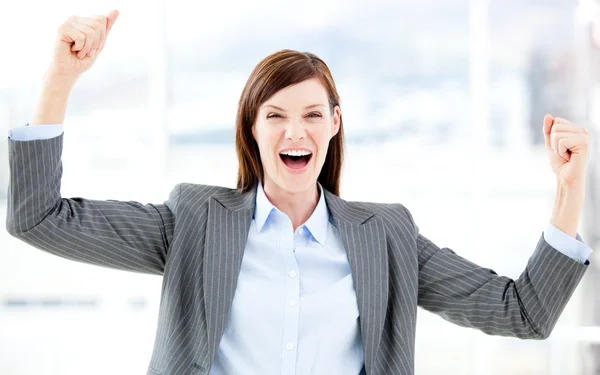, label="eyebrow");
[263,104,325,111]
